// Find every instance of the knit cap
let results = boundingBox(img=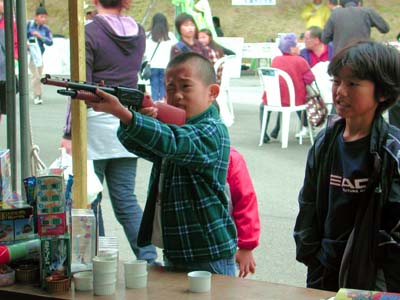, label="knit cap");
[35,5,48,15]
